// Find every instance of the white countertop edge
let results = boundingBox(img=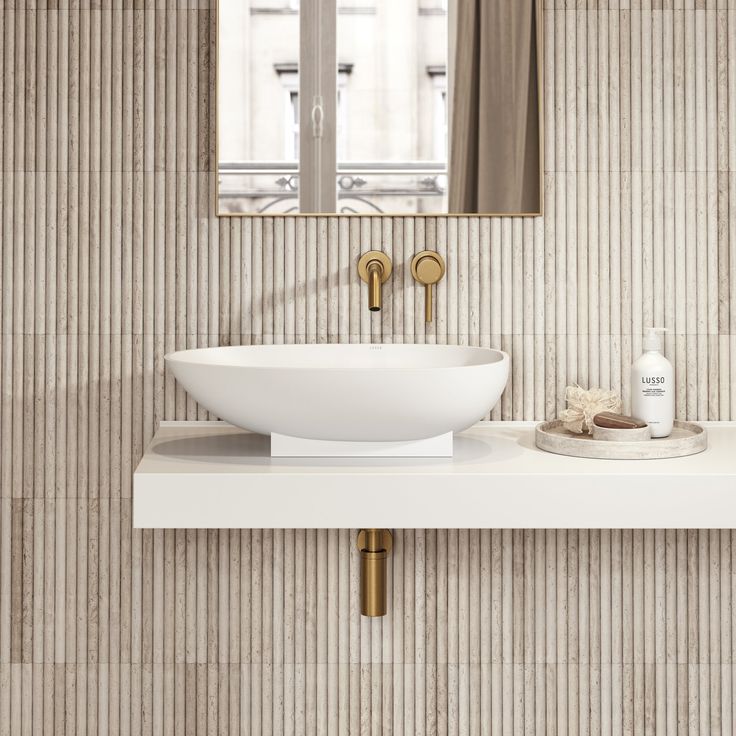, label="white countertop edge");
[134,473,735,529]
[133,420,736,529]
